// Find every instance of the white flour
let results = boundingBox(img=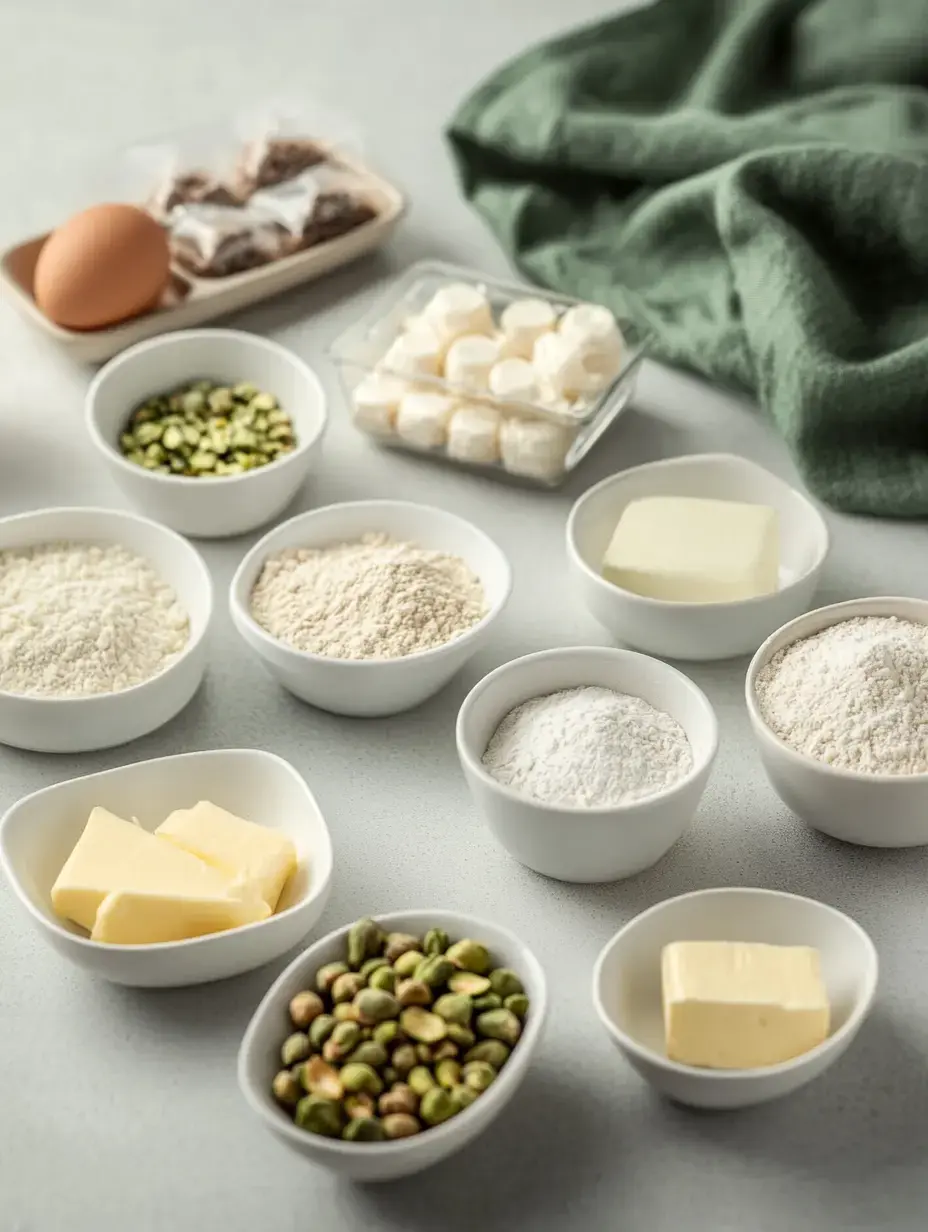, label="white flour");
[481,685,693,808]
[0,541,189,698]
[754,615,928,774]
[249,532,486,660]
